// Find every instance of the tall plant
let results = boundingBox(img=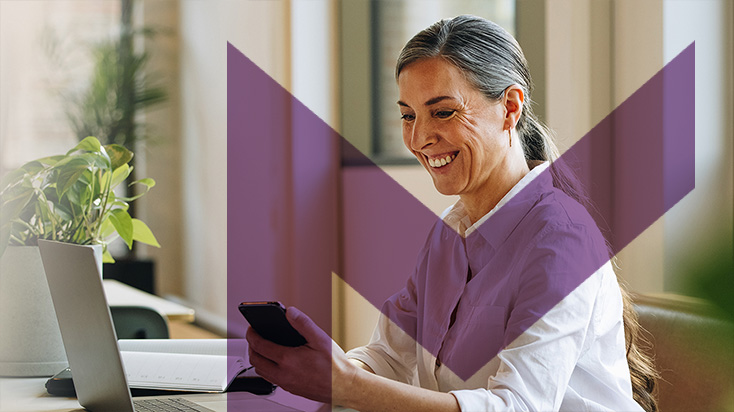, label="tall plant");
[64,32,167,149]
[58,0,168,258]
